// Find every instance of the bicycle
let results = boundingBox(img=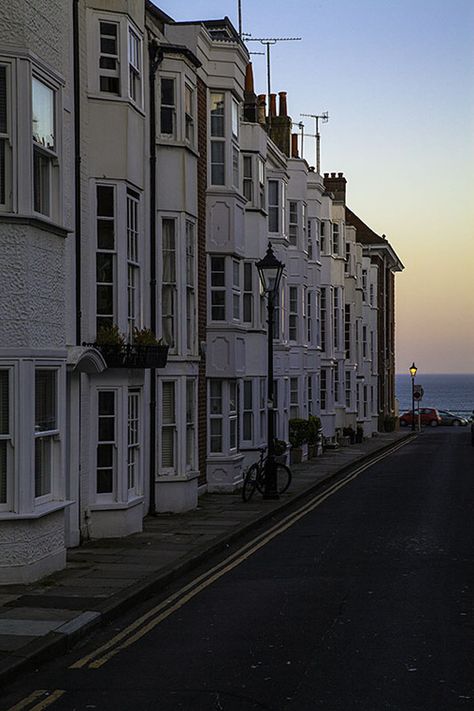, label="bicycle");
[242,446,292,502]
